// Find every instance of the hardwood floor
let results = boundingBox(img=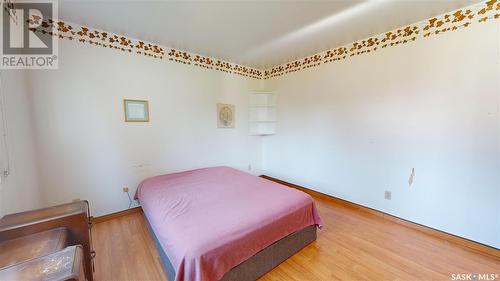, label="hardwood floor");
[92,194,500,281]
[92,211,167,281]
